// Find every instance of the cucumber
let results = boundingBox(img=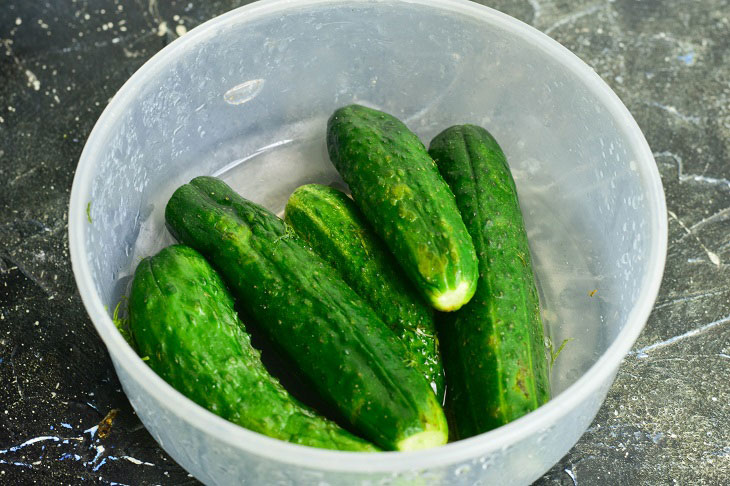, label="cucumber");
[326,104,478,312]
[128,244,377,451]
[165,176,448,451]
[284,184,444,402]
[428,125,551,439]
